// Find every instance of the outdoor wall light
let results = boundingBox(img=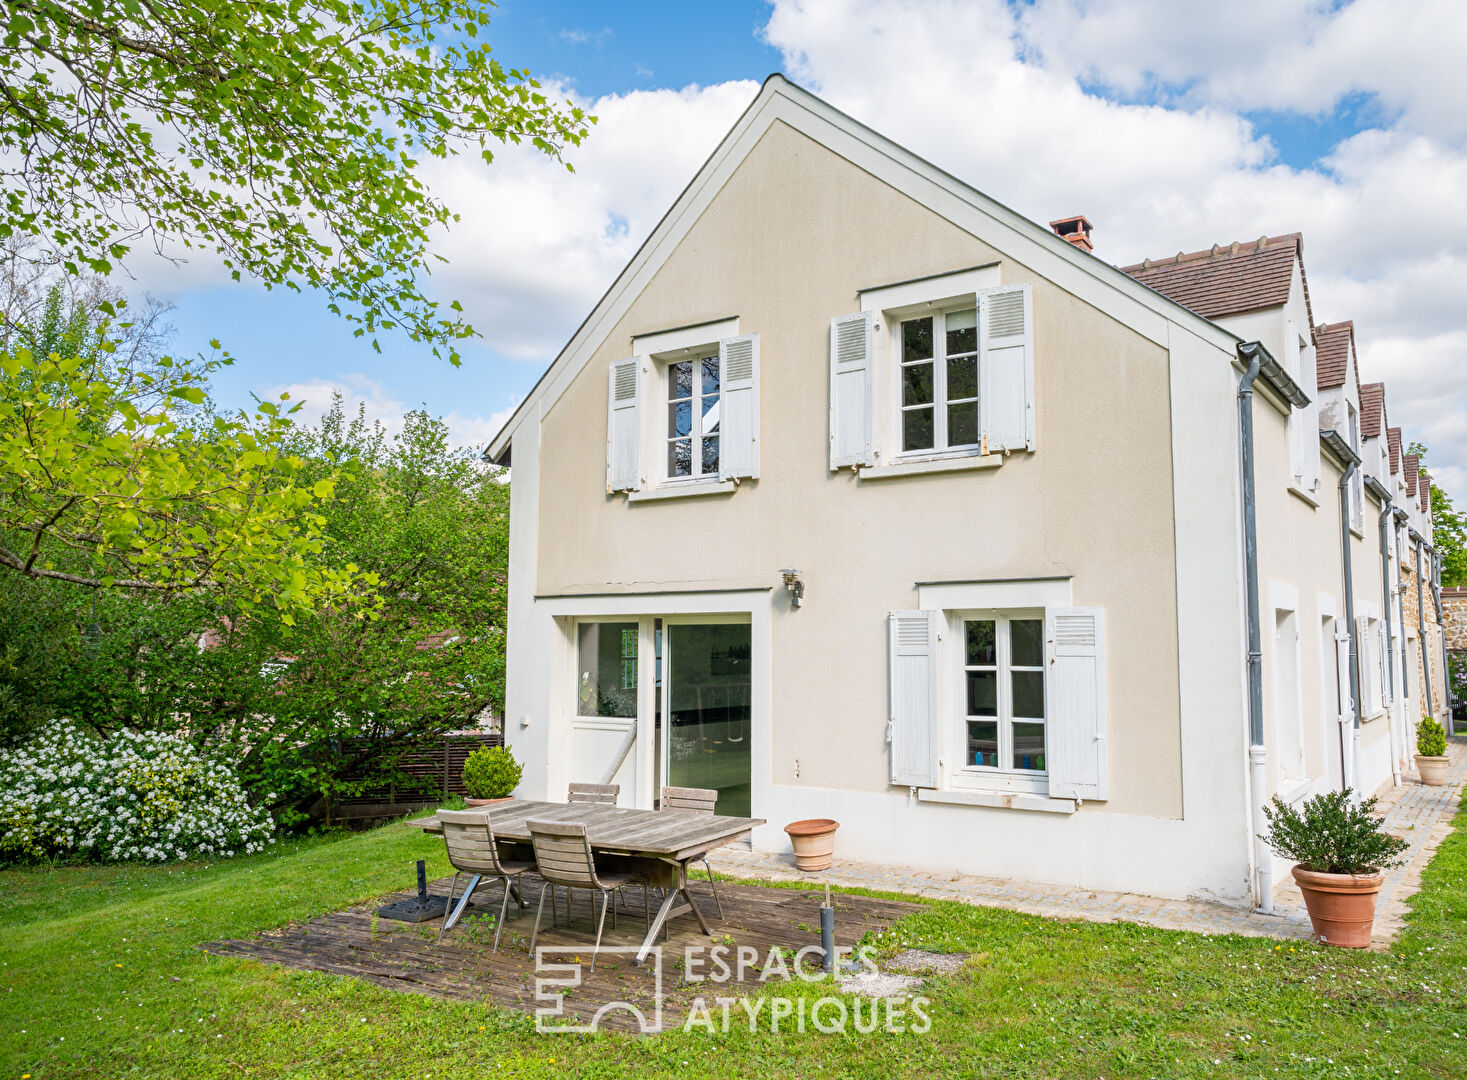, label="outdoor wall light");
[780,569,805,608]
